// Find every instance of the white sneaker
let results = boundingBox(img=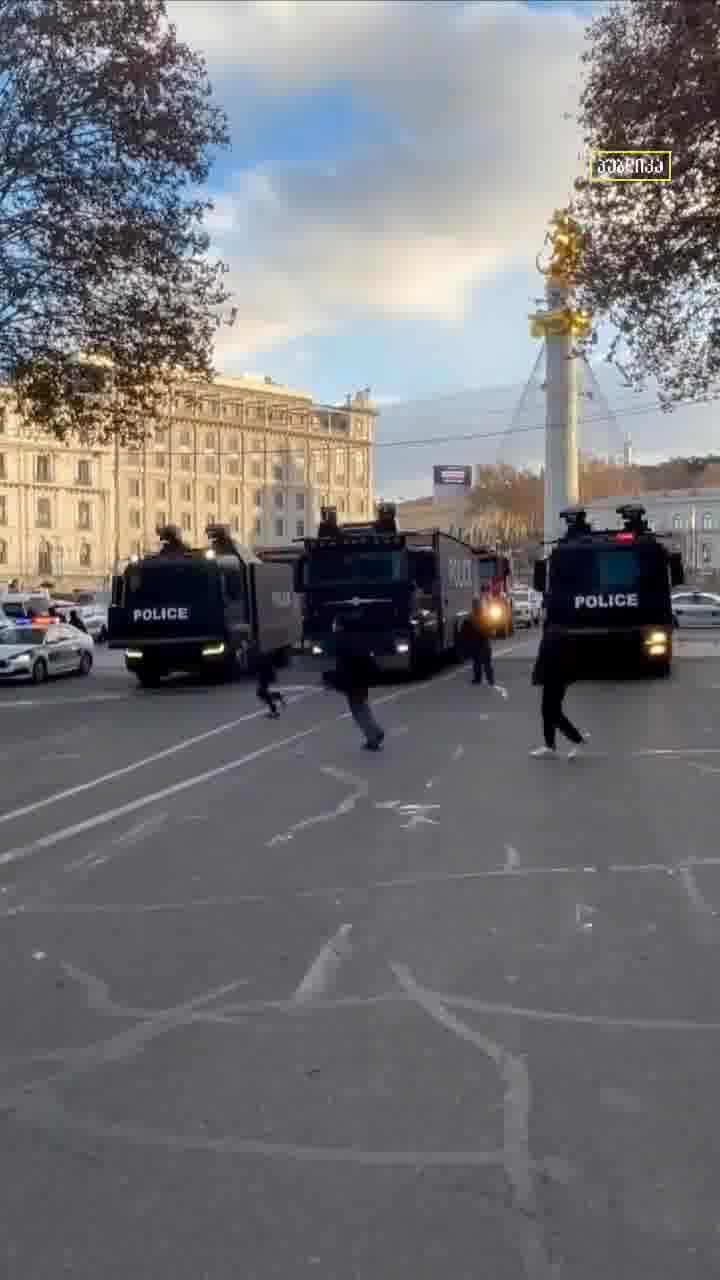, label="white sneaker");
[531,746,557,758]
[494,685,509,699]
[567,745,582,759]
